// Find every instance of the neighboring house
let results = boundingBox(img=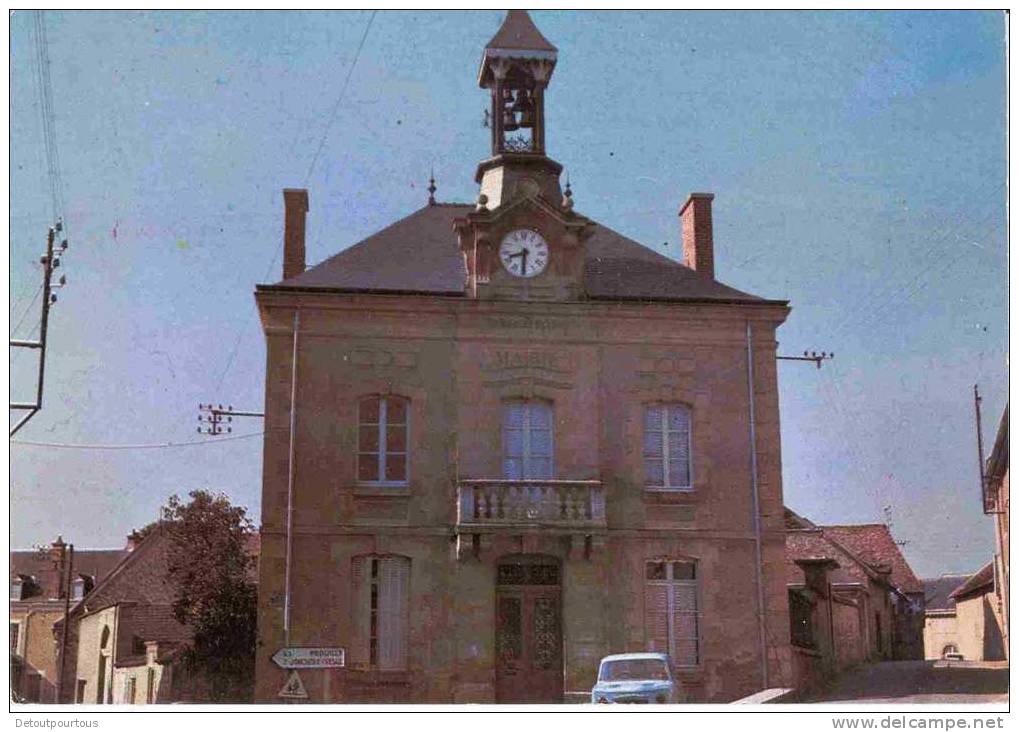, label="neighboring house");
[61,526,261,704]
[10,537,127,703]
[821,524,926,662]
[59,527,191,704]
[947,563,1006,662]
[922,574,967,660]
[984,403,1008,659]
[785,509,925,691]
[254,11,794,703]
